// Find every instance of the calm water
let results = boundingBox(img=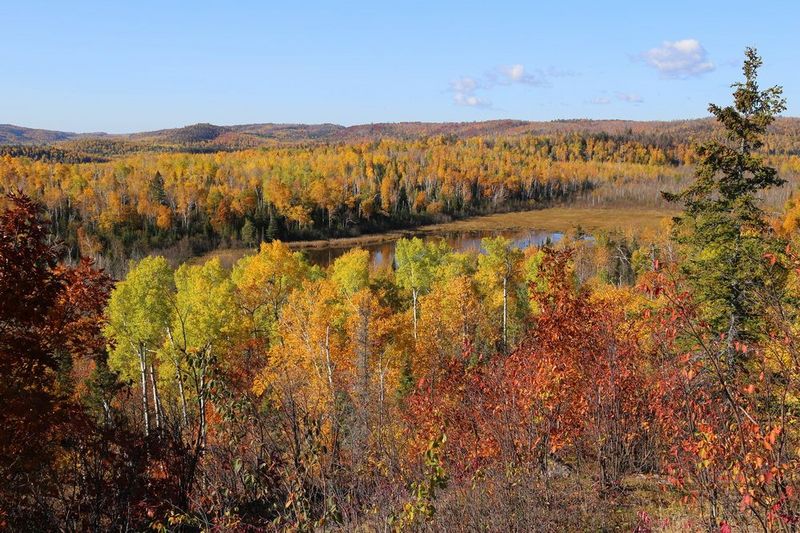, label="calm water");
[303,228,564,269]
